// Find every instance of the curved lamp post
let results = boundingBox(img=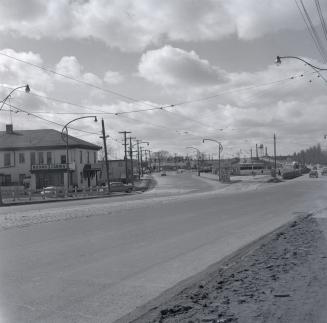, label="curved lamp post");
[0,84,30,206]
[276,56,327,71]
[140,141,149,177]
[61,116,97,195]
[203,138,223,181]
[186,146,201,176]
[0,84,30,111]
